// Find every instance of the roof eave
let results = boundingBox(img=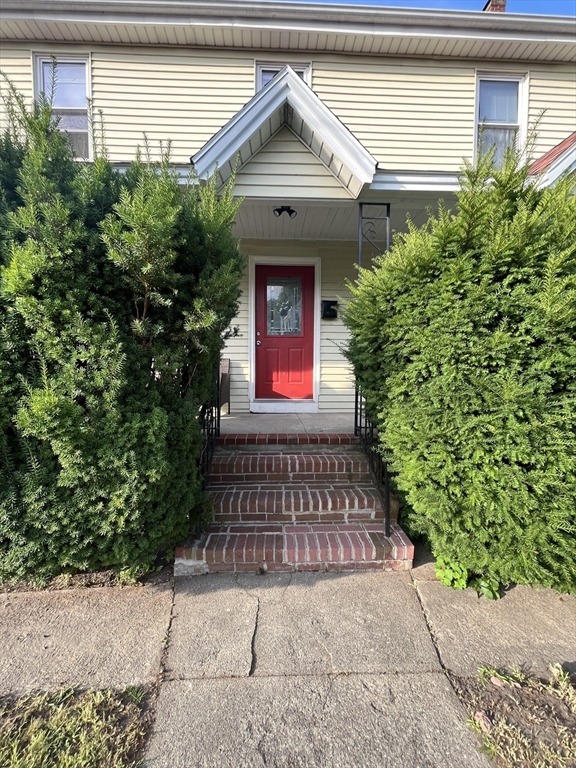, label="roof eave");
[532,147,576,187]
[1,1,575,35]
